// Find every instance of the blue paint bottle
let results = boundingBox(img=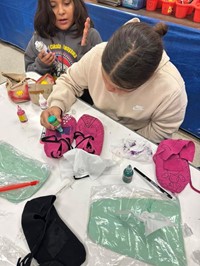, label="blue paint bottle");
[48,115,63,133]
[122,165,134,183]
